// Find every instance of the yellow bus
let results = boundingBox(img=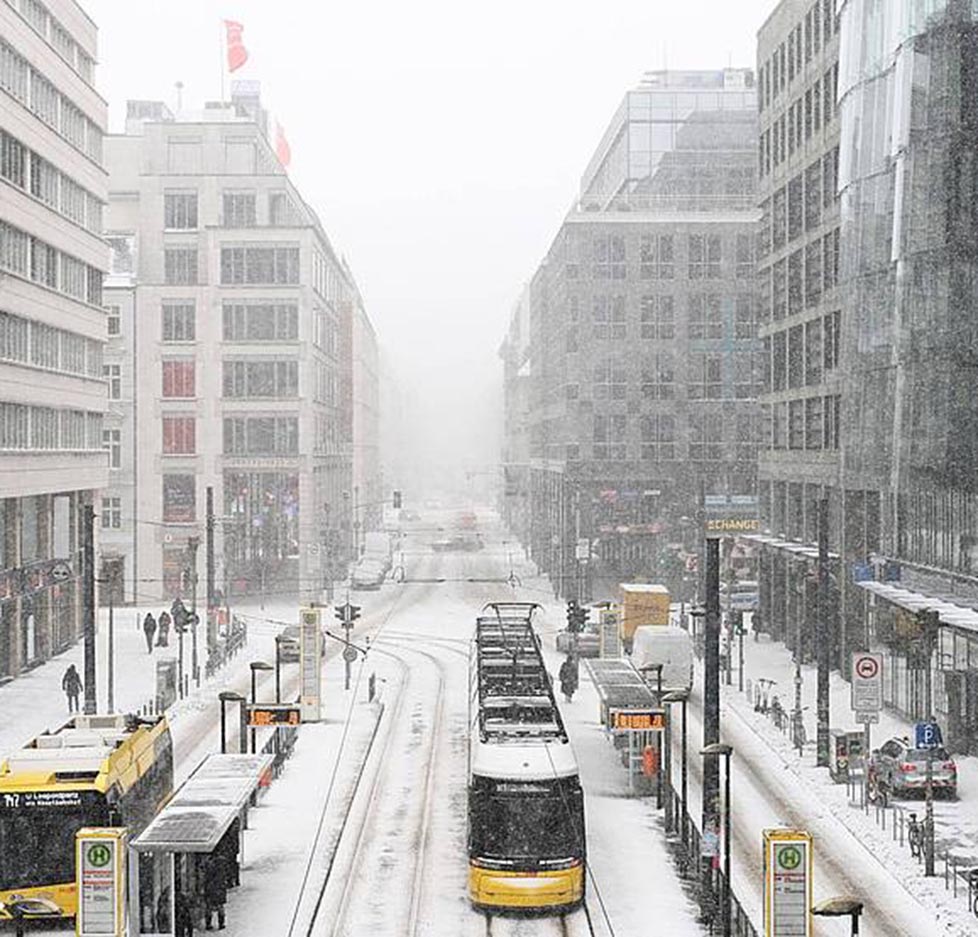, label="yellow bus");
[0,713,173,922]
